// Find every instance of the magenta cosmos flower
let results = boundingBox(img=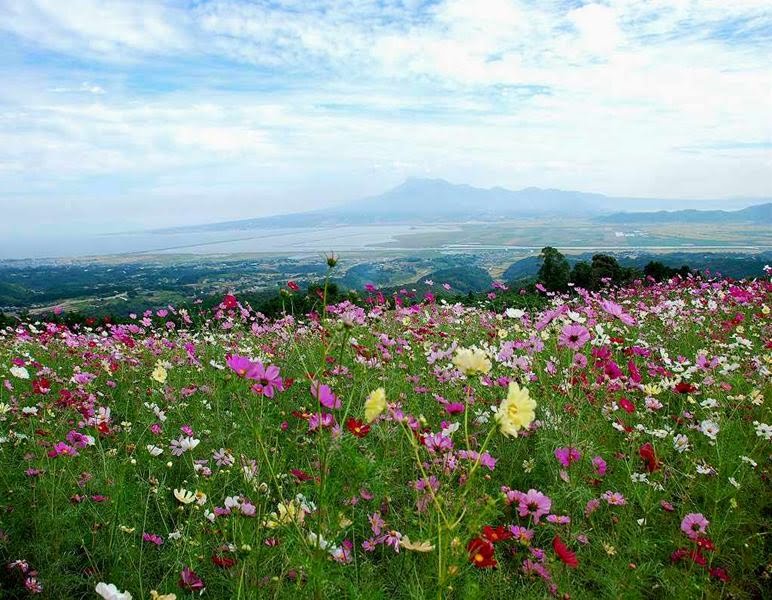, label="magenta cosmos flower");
[681,513,709,539]
[311,382,341,409]
[226,354,253,378]
[555,447,581,468]
[248,362,284,398]
[559,323,591,350]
